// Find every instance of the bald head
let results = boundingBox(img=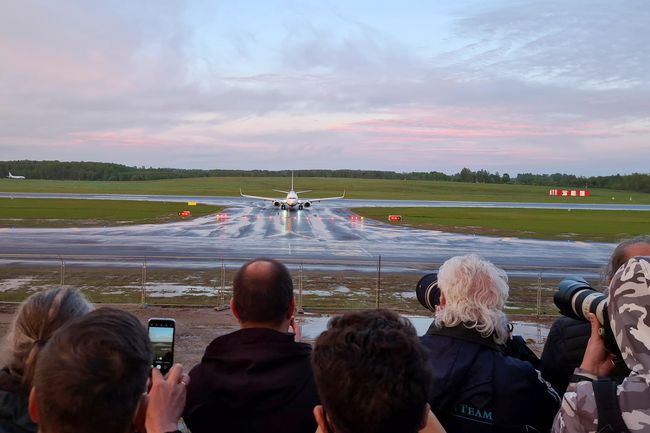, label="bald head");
[232,258,294,326]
